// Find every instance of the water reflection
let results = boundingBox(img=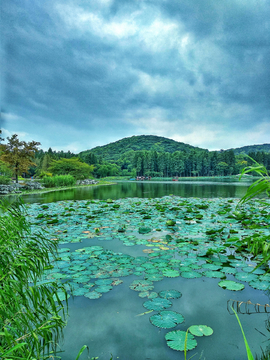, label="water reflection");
[8,180,253,204]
